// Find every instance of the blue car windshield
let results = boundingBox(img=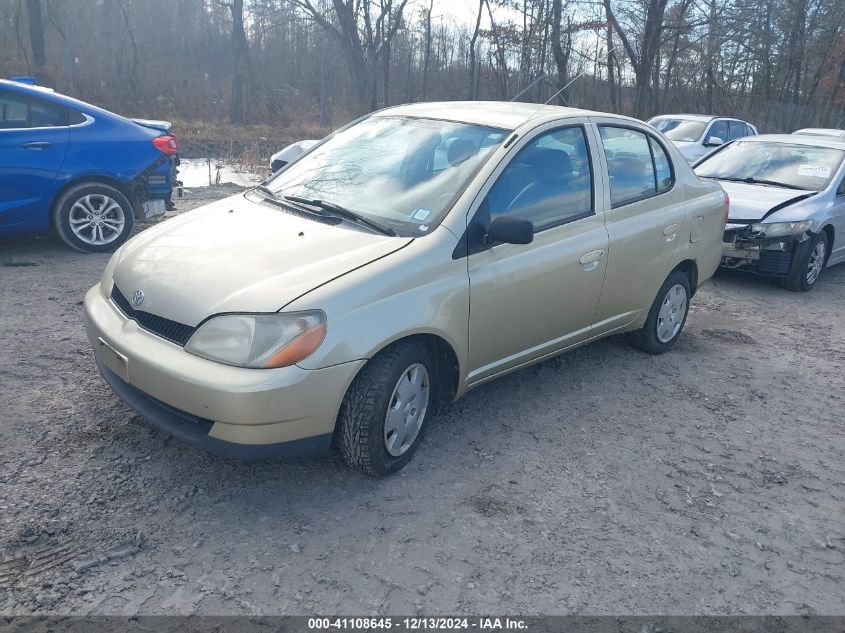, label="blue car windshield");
[265,116,507,234]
